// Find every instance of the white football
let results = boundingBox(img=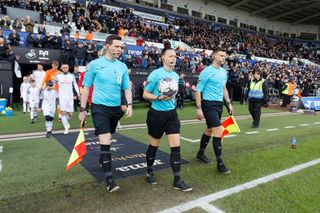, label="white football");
[158,77,178,97]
